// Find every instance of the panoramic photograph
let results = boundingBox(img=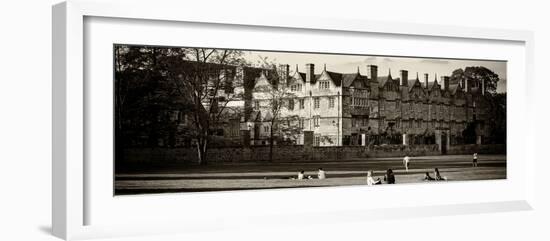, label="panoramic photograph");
[113,44,507,195]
